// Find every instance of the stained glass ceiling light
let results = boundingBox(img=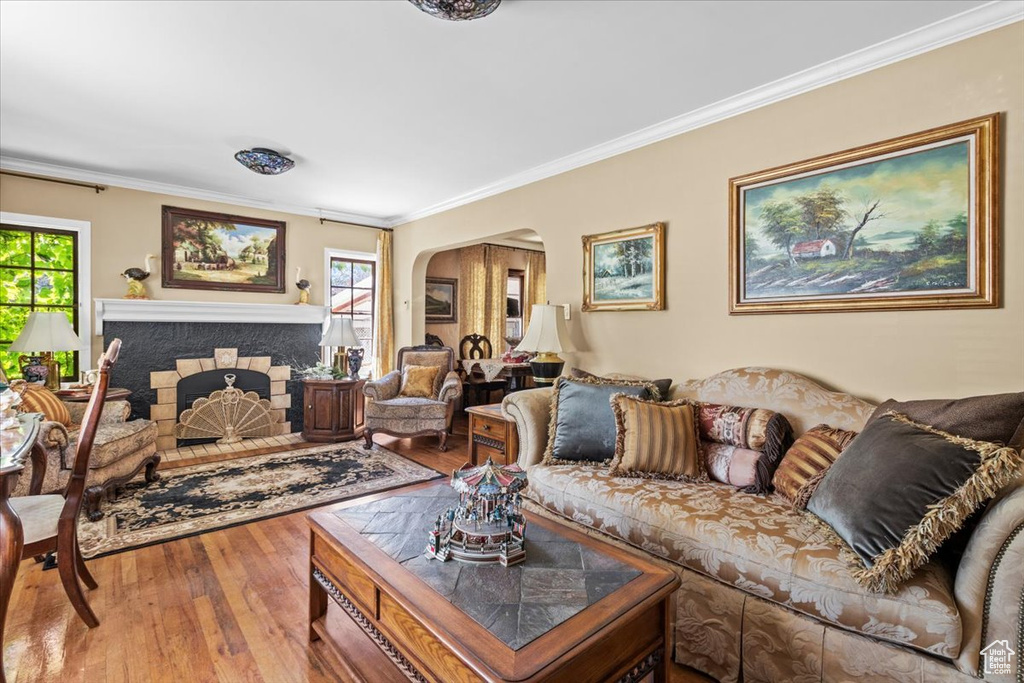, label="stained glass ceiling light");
[408,0,500,21]
[234,148,295,175]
